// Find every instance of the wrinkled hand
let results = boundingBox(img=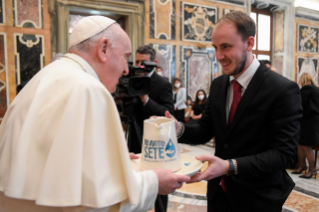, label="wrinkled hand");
[153,169,190,195]
[188,155,229,183]
[129,153,139,159]
[165,111,180,133]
